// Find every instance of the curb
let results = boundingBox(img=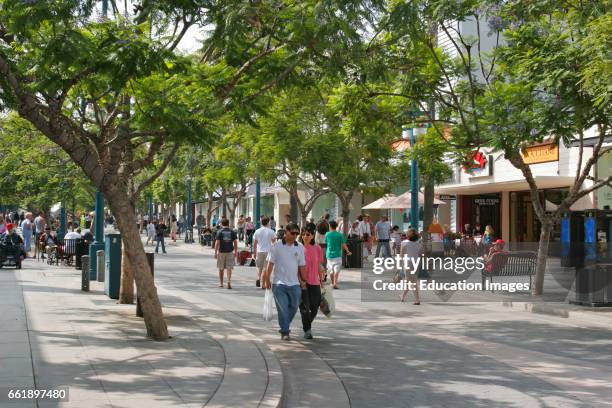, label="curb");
[156,284,285,408]
[253,336,284,408]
